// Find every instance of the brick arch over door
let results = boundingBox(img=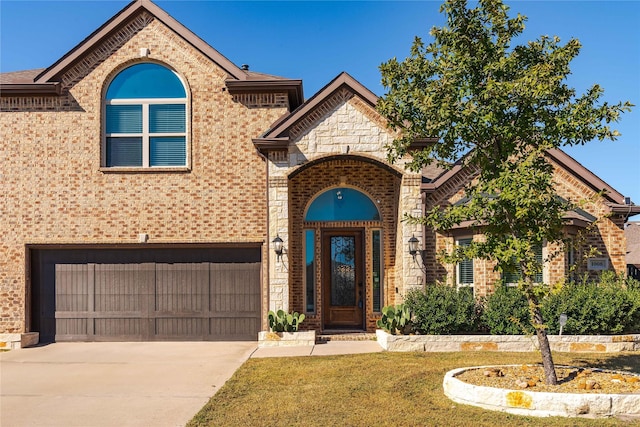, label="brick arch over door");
[288,156,402,331]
